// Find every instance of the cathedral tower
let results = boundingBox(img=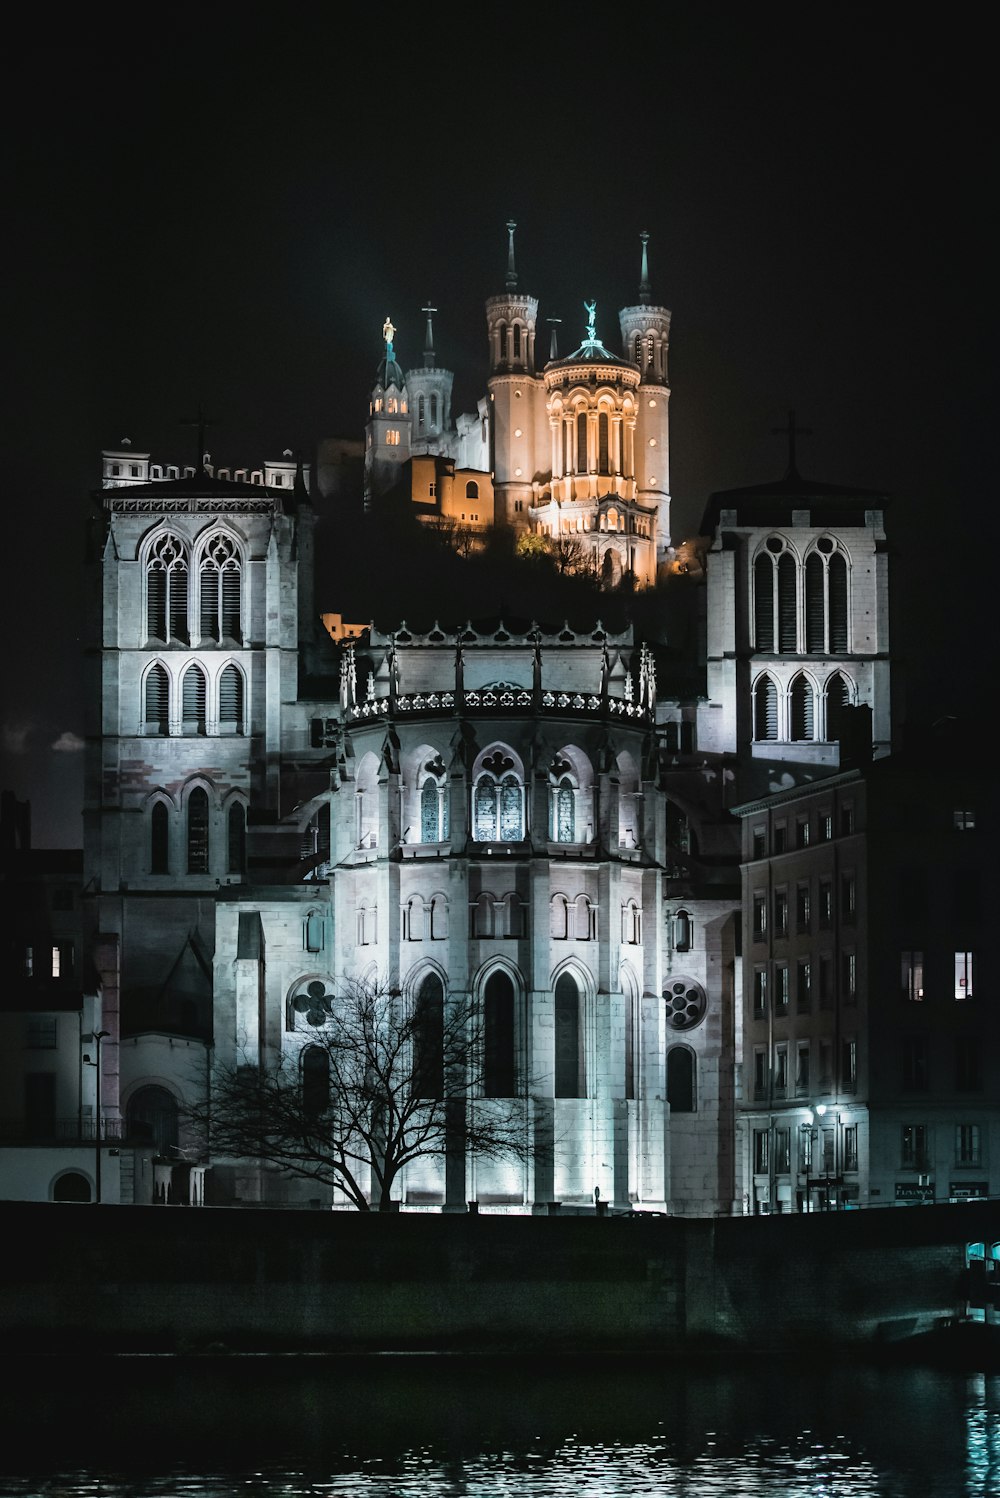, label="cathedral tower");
[485,221,543,530]
[618,231,672,566]
[363,317,411,511]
